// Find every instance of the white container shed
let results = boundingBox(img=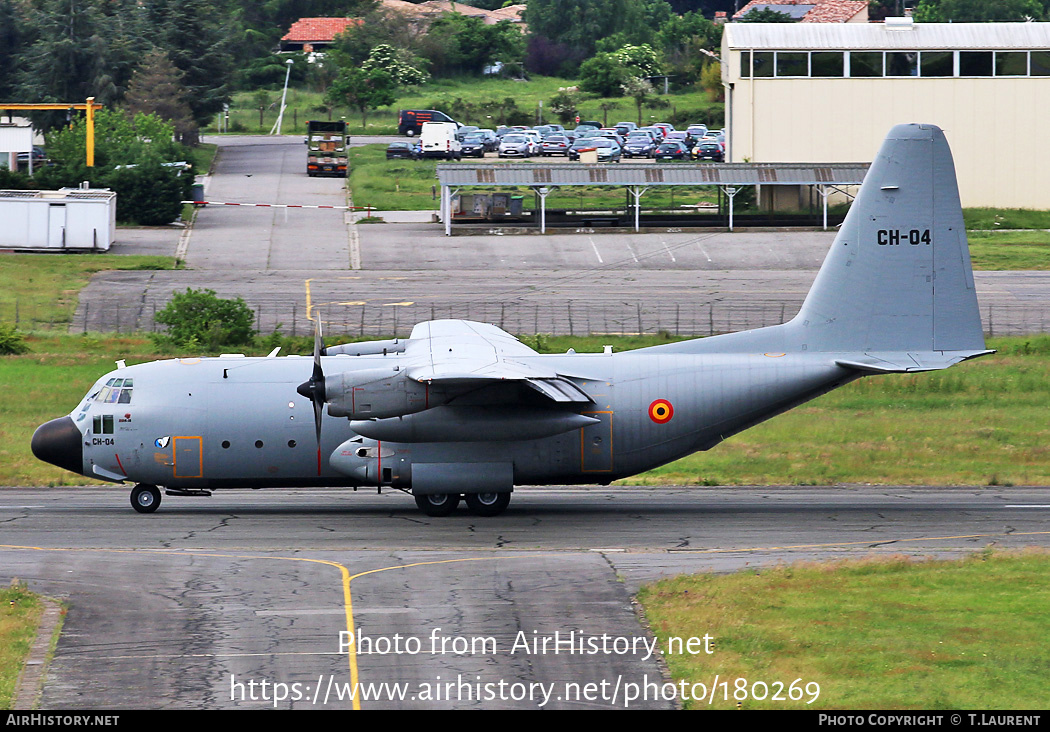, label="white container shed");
[0,188,117,251]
